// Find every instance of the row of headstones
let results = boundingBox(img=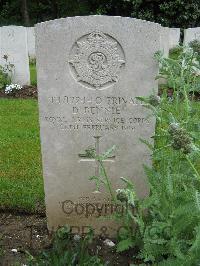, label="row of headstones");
[161,27,200,57]
[0,25,199,87]
[0,26,35,86]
